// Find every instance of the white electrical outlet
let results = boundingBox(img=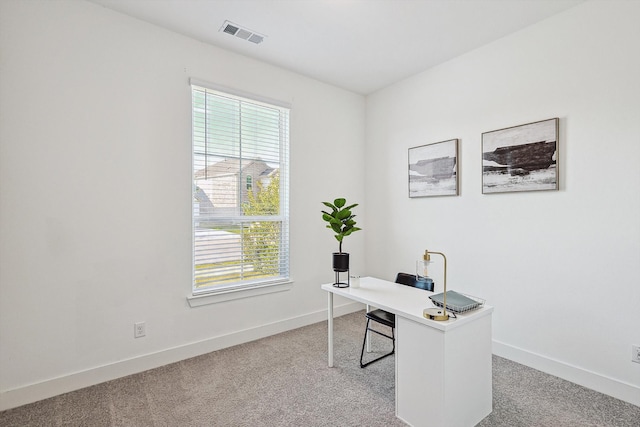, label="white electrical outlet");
[633,345,640,364]
[134,321,146,338]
